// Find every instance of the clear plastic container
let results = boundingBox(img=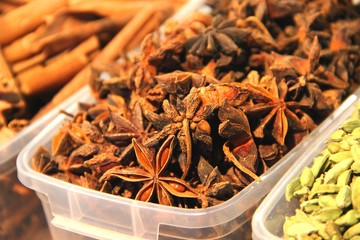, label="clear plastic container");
[252,87,360,240]
[0,85,91,240]
[17,87,360,239]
